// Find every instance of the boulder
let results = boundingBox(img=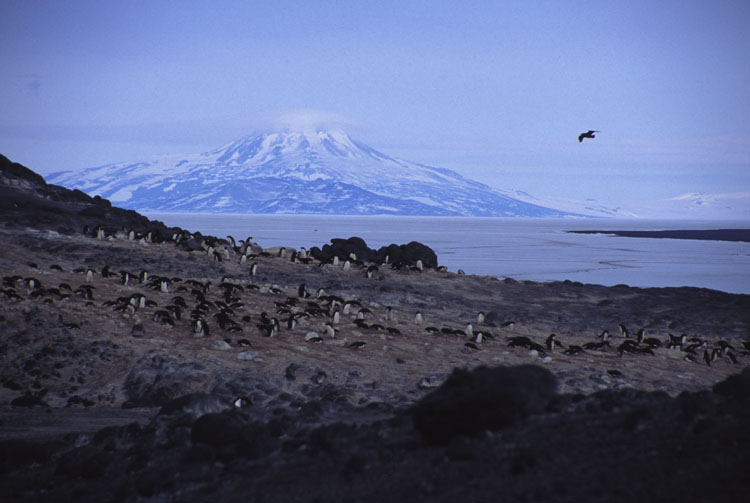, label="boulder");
[411,364,557,445]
